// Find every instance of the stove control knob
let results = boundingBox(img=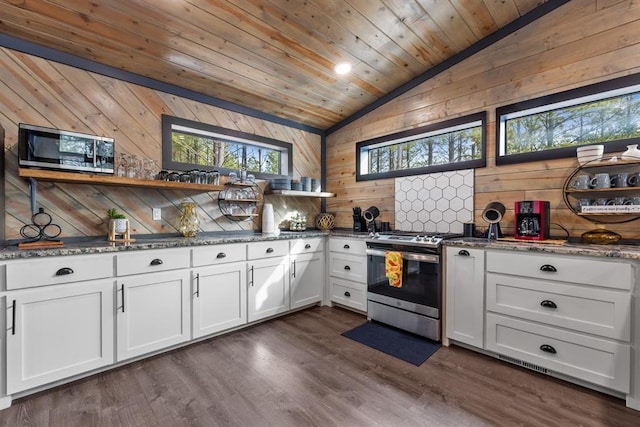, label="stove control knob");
[416,236,424,242]
[427,236,435,243]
